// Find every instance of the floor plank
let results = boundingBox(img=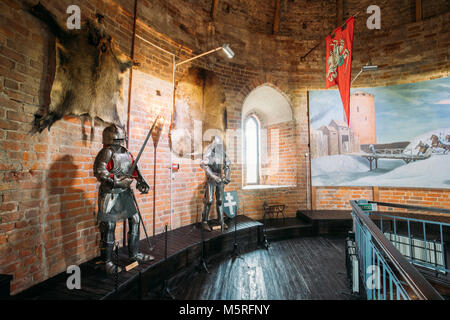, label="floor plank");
[172,236,354,300]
